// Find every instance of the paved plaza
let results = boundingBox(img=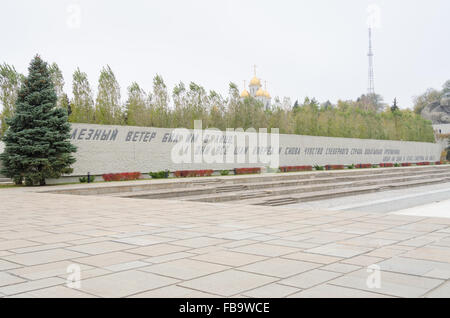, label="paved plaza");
[1,181,450,298]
